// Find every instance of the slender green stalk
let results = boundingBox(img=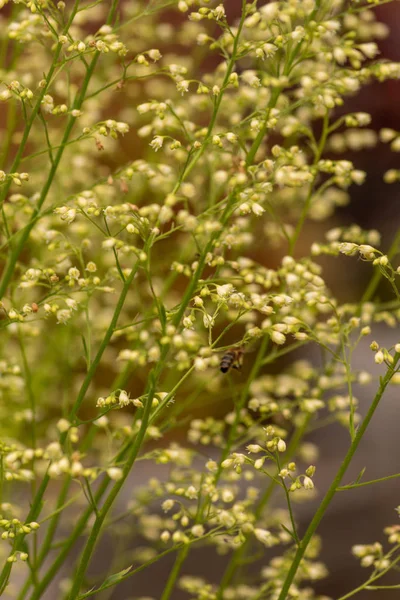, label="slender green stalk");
[215,414,311,599]
[361,227,400,304]
[288,111,329,256]
[160,545,191,600]
[216,336,270,478]
[0,0,119,299]
[0,254,138,593]
[337,471,400,491]
[337,552,400,600]
[0,1,80,210]
[28,477,111,600]
[276,354,400,600]
[0,467,51,594]
[17,332,36,452]
[76,545,183,599]
[64,201,237,596]
[69,260,140,421]
[167,0,248,201]
[76,528,225,600]
[17,479,71,600]
[1,93,18,171]
[19,10,247,593]
[66,347,167,599]
[160,335,271,600]
[245,86,281,167]
[276,453,300,546]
